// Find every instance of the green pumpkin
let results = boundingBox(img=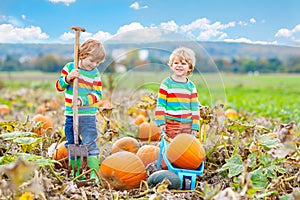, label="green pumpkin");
[147,170,180,189]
